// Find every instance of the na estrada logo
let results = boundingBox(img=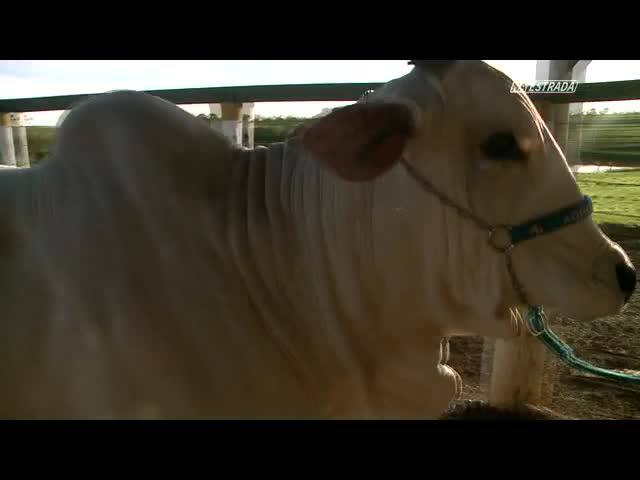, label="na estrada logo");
[511,80,578,94]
